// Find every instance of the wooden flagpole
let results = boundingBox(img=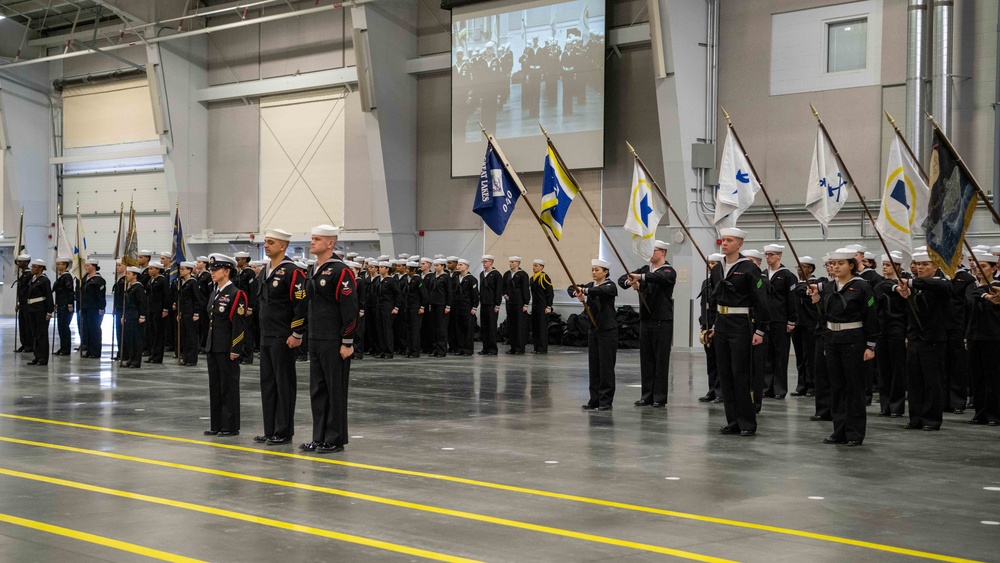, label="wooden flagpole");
[625,142,711,269]
[478,123,596,325]
[539,123,651,312]
[175,199,182,364]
